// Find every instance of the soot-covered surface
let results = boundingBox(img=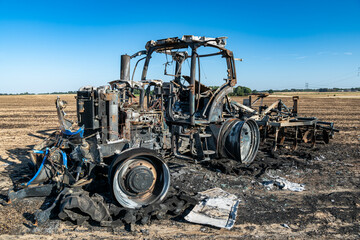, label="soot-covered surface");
[1,141,359,239]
